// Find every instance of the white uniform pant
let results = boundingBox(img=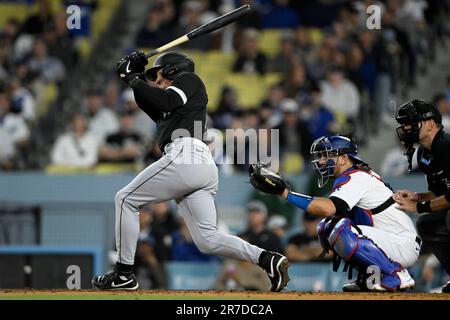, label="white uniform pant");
[358,226,420,268]
[114,137,264,265]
